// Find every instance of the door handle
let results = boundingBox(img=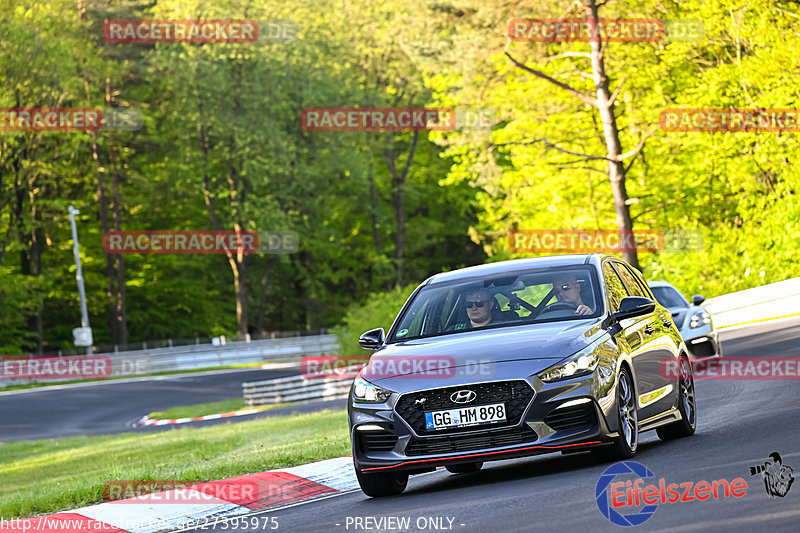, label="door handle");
[644,325,655,336]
